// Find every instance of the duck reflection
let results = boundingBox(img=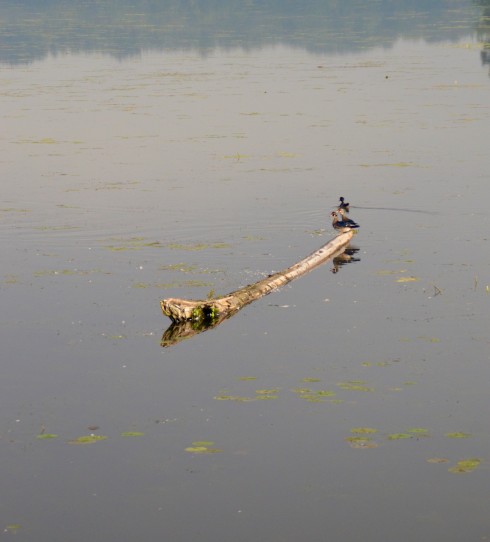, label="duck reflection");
[331,246,360,274]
